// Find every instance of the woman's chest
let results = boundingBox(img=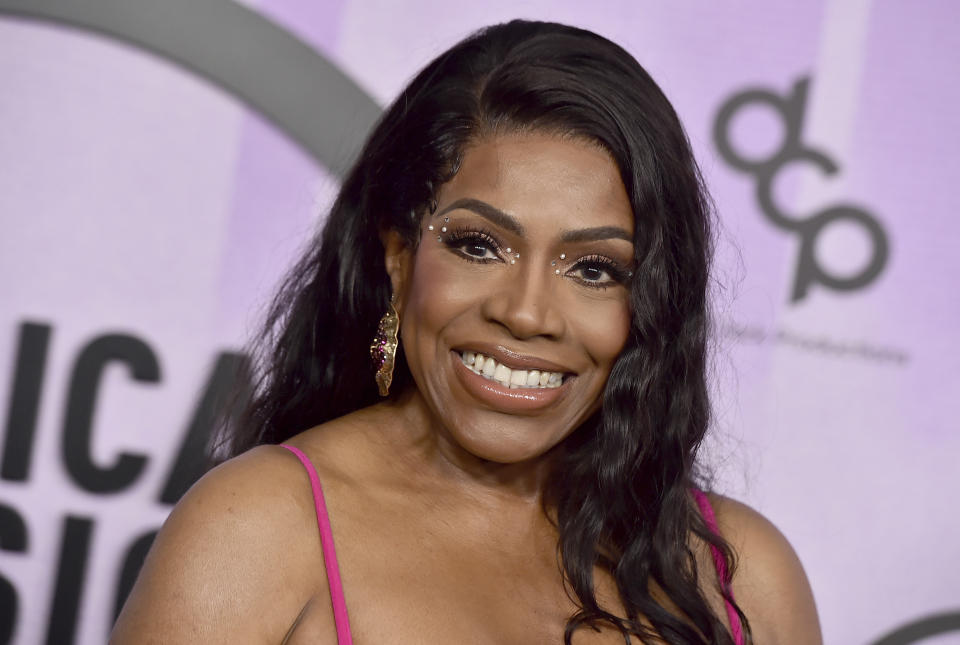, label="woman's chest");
[284,512,638,644]
[284,576,639,645]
